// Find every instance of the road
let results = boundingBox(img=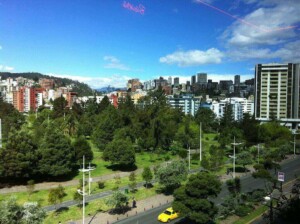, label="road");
[113,156,300,224]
